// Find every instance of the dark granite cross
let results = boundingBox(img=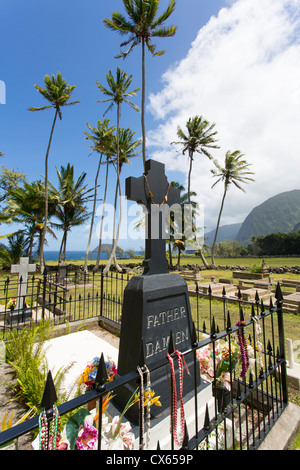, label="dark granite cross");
[126,159,180,275]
